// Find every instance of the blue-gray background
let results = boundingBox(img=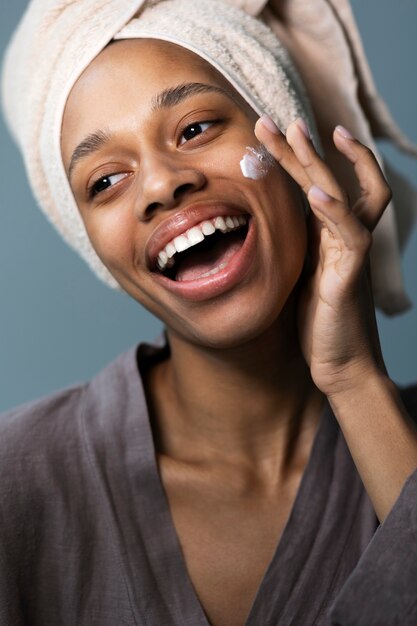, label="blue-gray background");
[0,1,416,411]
